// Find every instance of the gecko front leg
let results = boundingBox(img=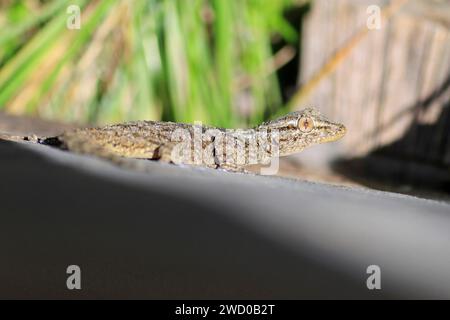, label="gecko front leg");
[154,141,219,171]
[216,163,249,173]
